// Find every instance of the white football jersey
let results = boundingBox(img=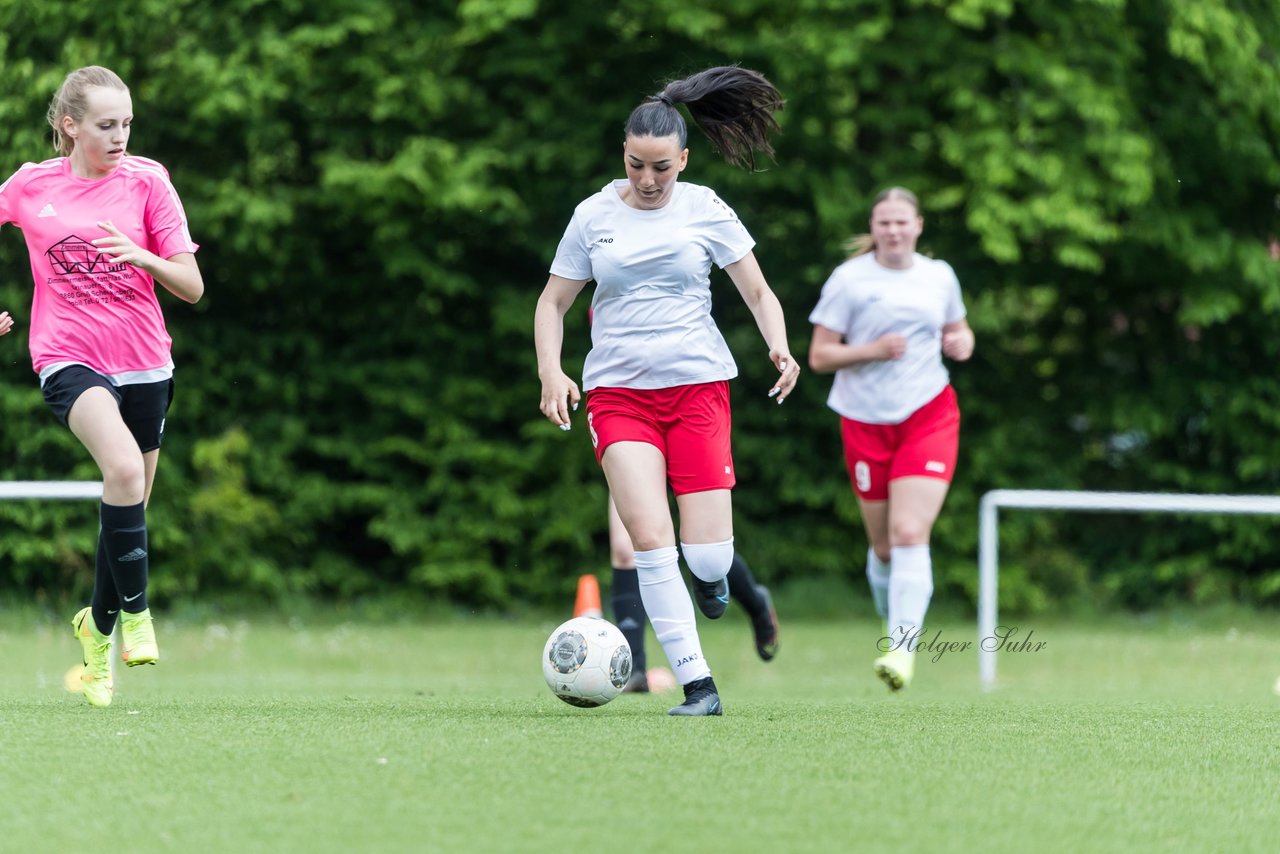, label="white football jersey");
[809,252,966,424]
[550,180,755,391]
